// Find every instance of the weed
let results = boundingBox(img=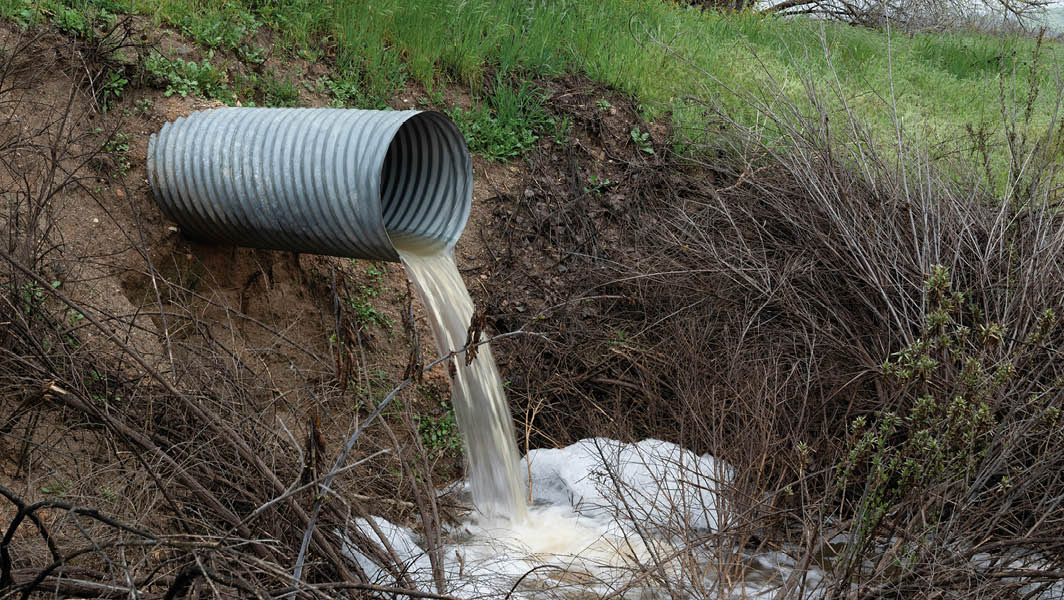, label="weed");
[132,97,153,115]
[103,131,131,177]
[447,77,550,160]
[143,52,234,103]
[172,2,258,54]
[347,263,394,330]
[349,296,393,330]
[318,76,364,108]
[20,280,59,314]
[596,98,613,111]
[53,4,91,37]
[3,0,37,26]
[549,115,571,145]
[414,400,463,458]
[583,173,611,195]
[237,72,302,107]
[630,127,654,155]
[97,70,128,111]
[41,480,70,496]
